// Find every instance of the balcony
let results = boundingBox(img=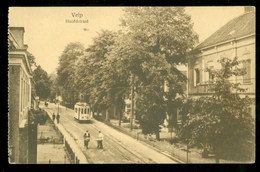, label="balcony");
[195,83,215,93]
